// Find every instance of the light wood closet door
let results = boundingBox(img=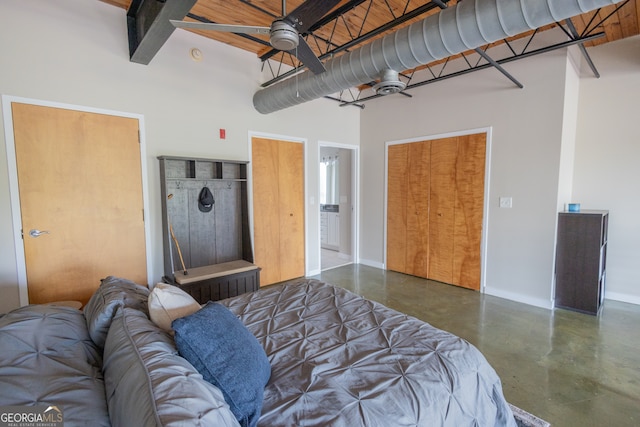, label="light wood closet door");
[12,103,147,304]
[406,142,431,278]
[252,137,305,286]
[452,134,486,289]
[387,142,431,277]
[386,144,409,273]
[386,133,485,290]
[428,138,458,284]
